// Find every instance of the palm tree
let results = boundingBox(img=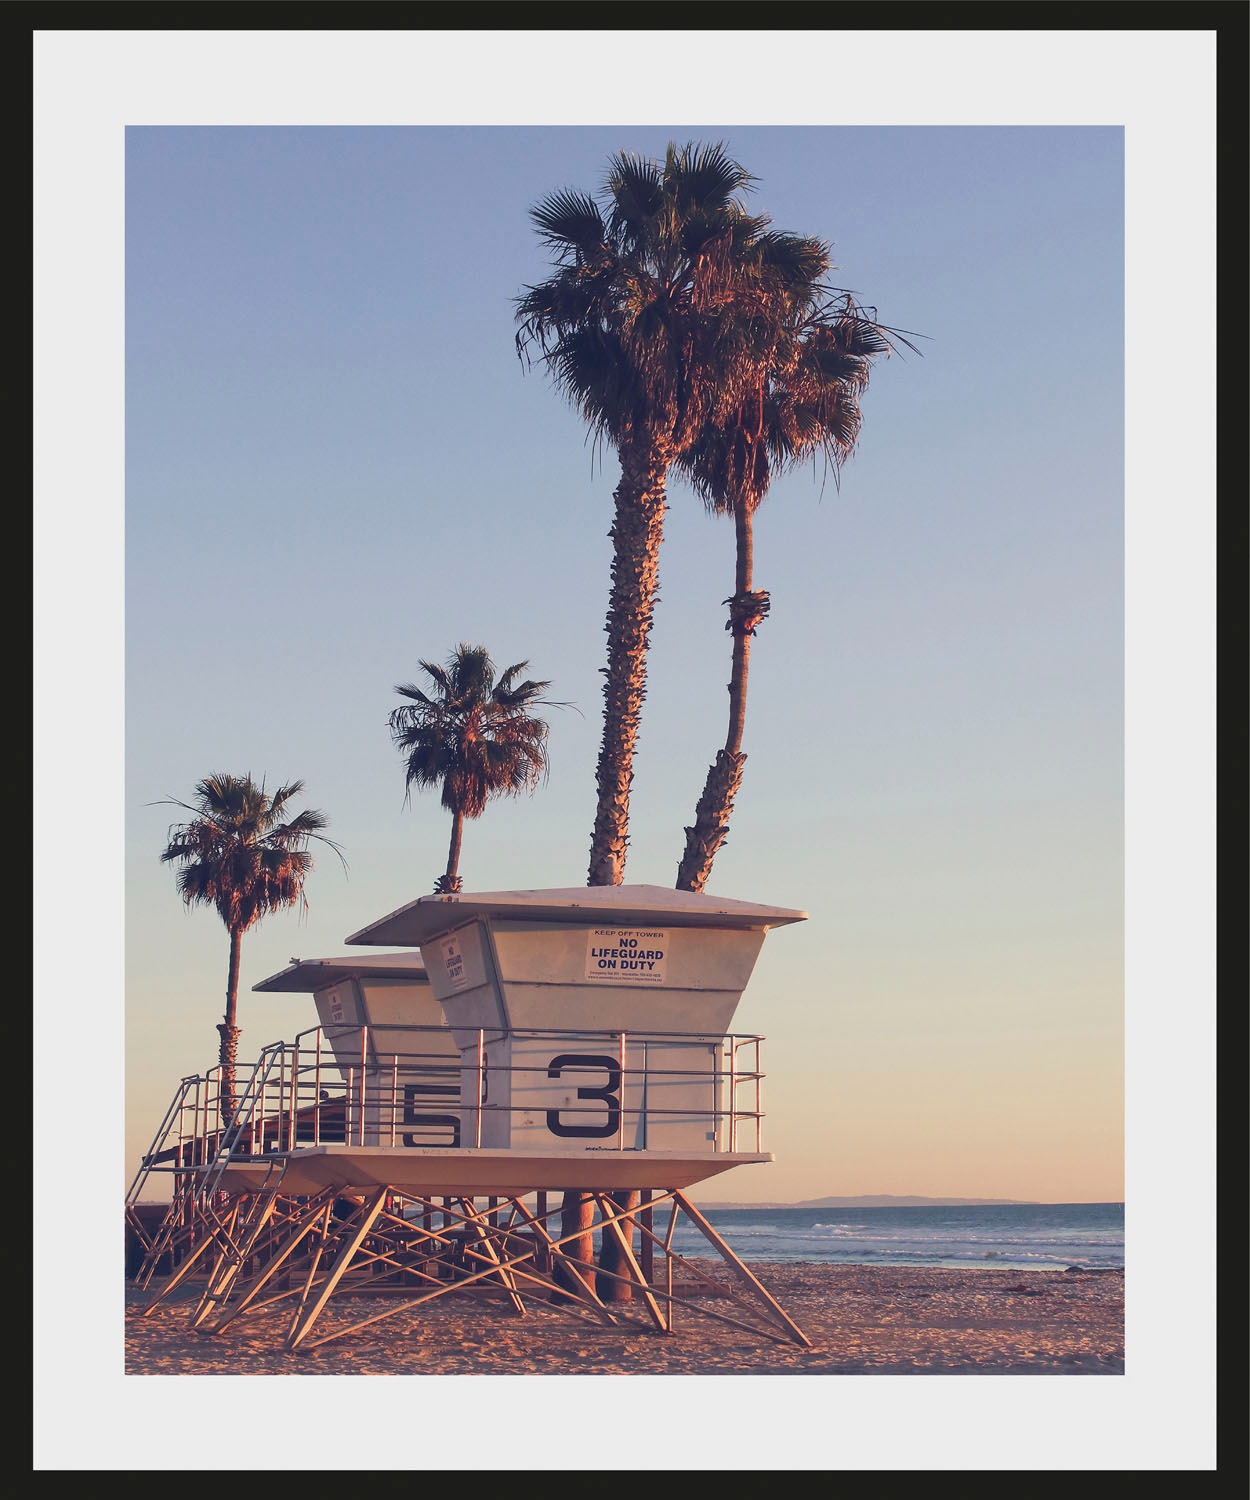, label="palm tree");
[517,143,834,1297]
[516,141,827,887]
[158,773,344,1122]
[388,643,558,894]
[674,295,911,892]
